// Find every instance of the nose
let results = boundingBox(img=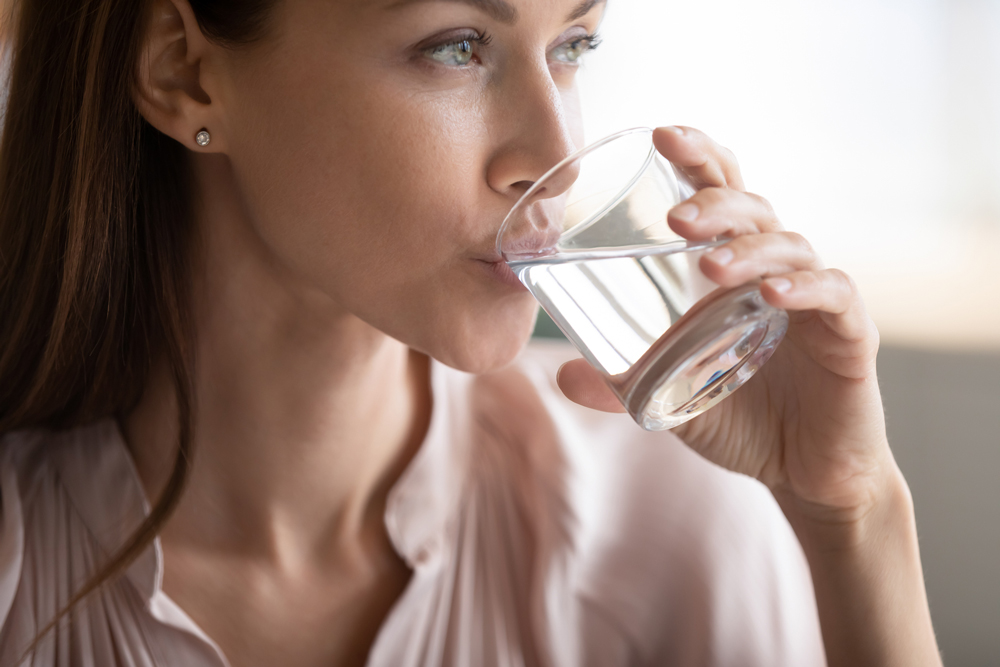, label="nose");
[485,61,583,202]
